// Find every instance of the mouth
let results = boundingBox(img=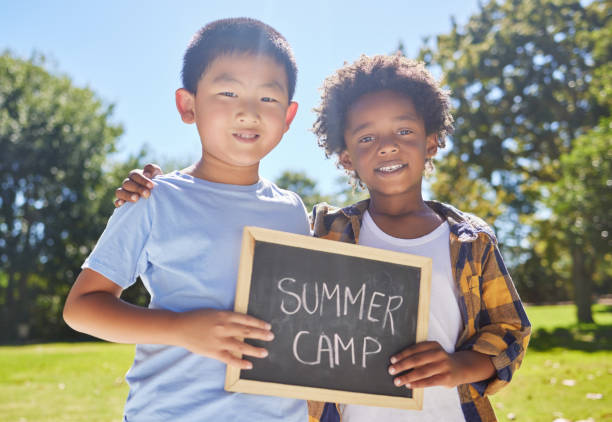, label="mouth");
[375,163,406,174]
[233,132,260,142]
